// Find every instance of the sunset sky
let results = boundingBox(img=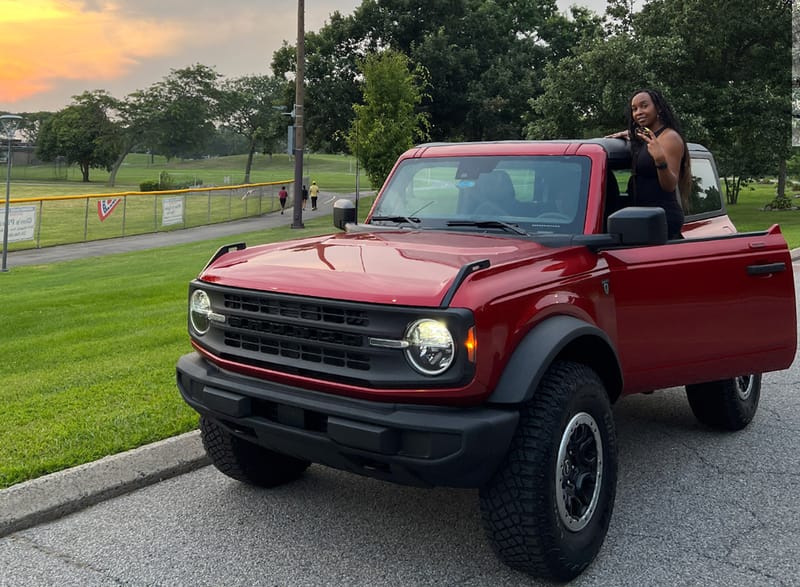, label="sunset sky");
[0,0,603,114]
